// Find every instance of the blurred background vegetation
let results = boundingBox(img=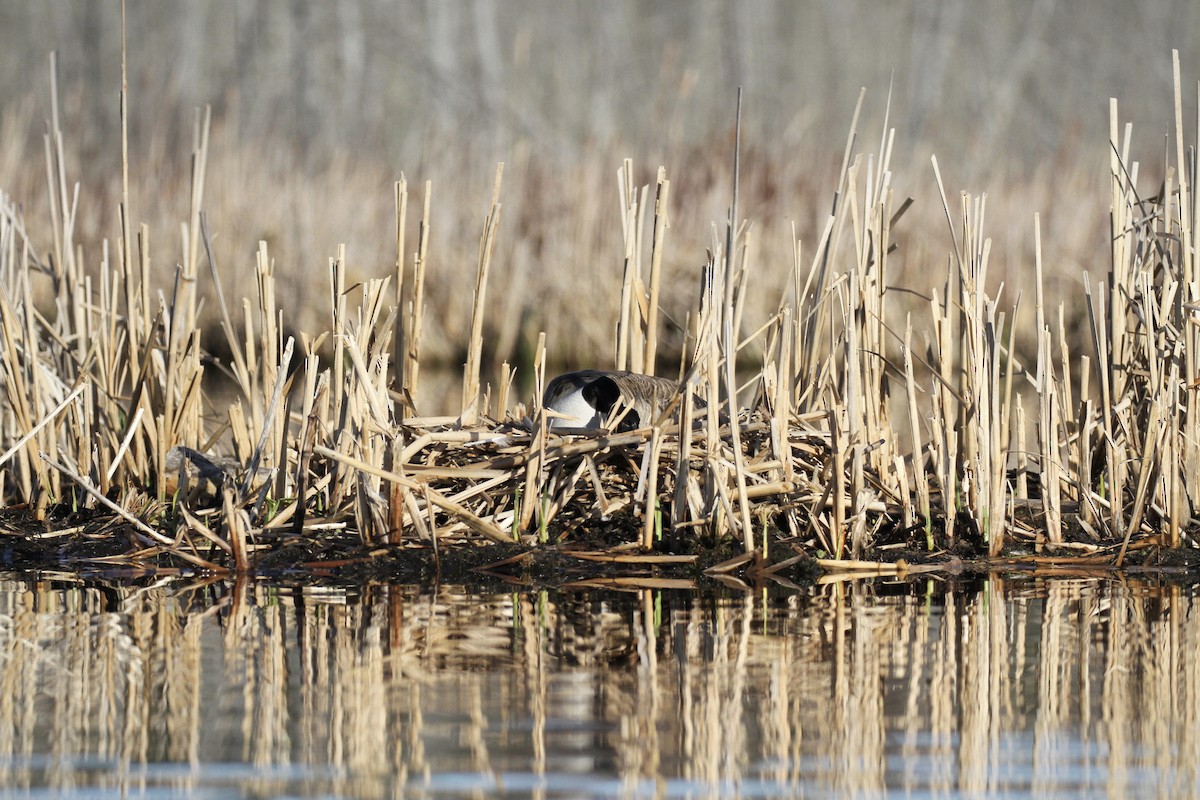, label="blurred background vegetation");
[1,1,1197,379]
